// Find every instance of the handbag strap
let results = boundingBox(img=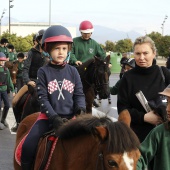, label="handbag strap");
[159,66,165,83]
